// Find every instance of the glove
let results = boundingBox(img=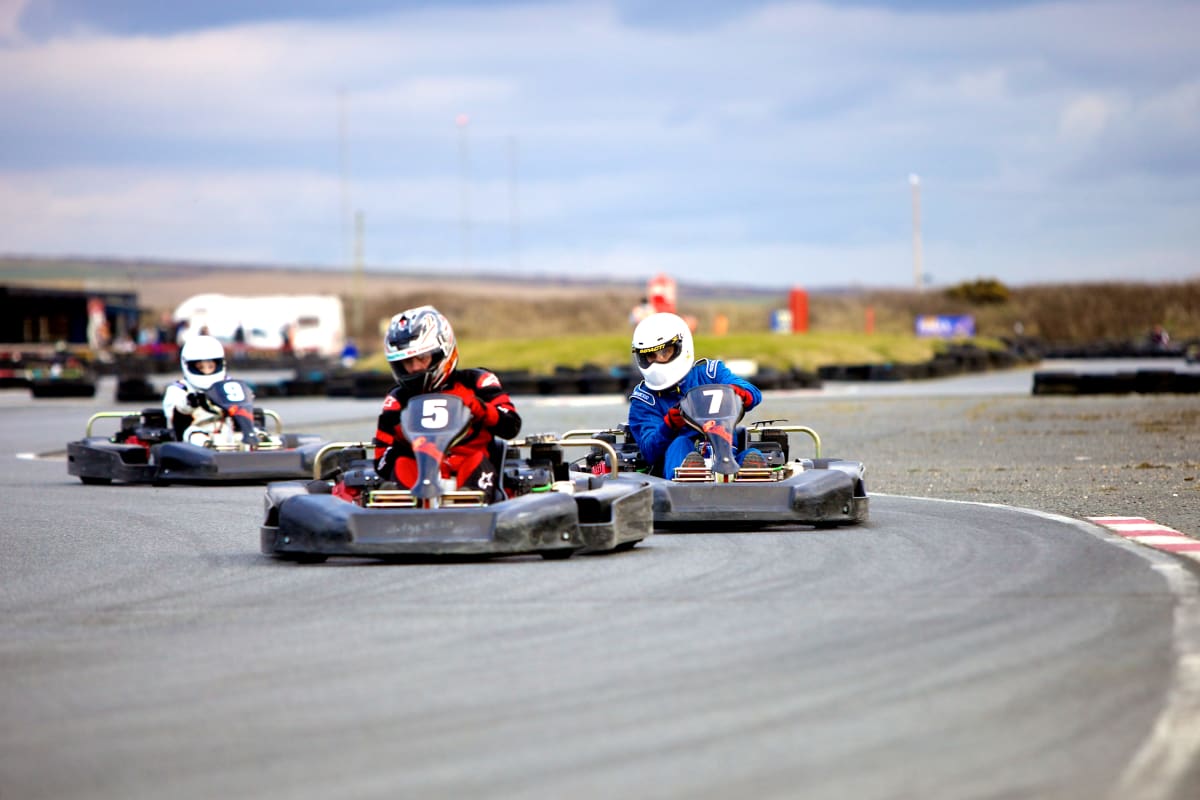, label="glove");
[463,393,487,422]
[186,392,204,408]
[732,386,755,409]
[663,405,685,430]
